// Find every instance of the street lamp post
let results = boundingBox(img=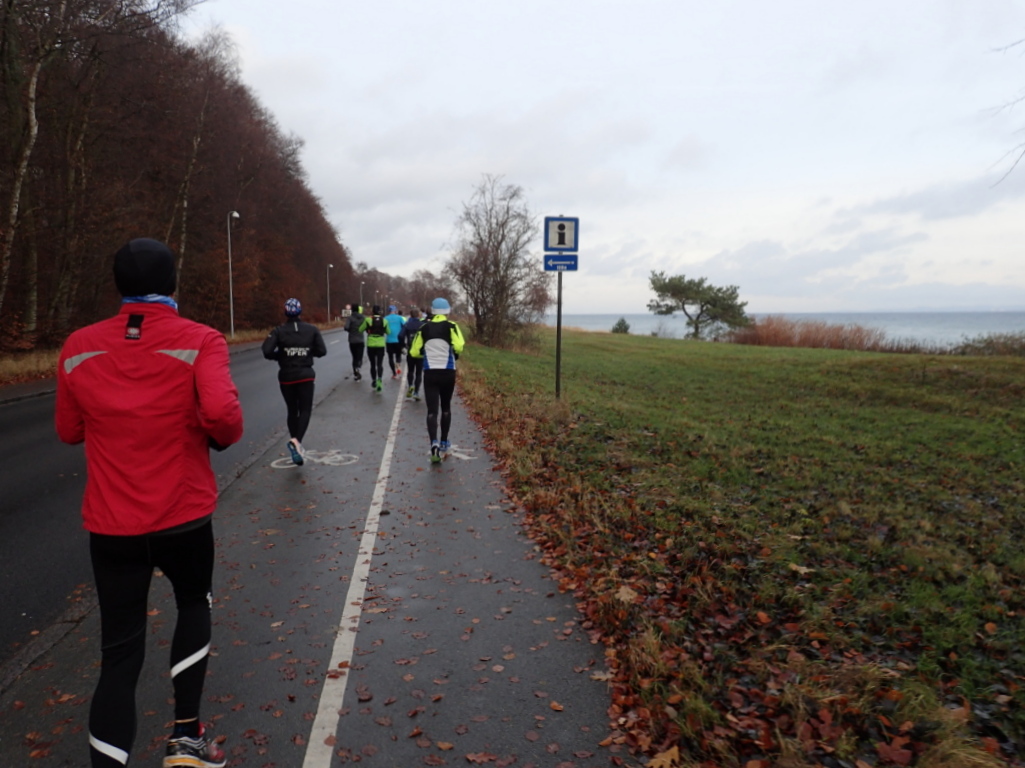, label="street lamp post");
[226,210,240,337]
[326,263,334,323]
[360,281,365,308]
